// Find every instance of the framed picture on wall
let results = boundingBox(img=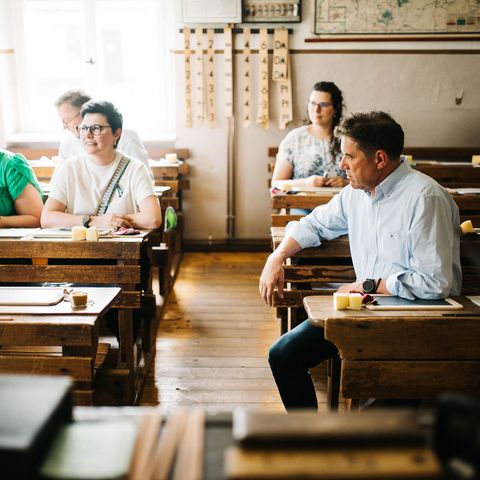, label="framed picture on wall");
[182,0,242,24]
[243,0,301,23]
